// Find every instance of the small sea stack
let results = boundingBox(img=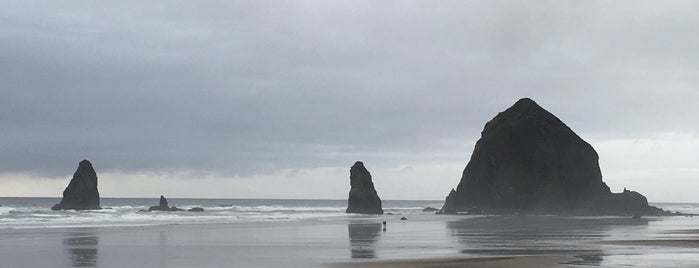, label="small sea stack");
[439,98,666,216]
[346,161,383,214]
[51,160,101,210]
[148,195,183,211]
